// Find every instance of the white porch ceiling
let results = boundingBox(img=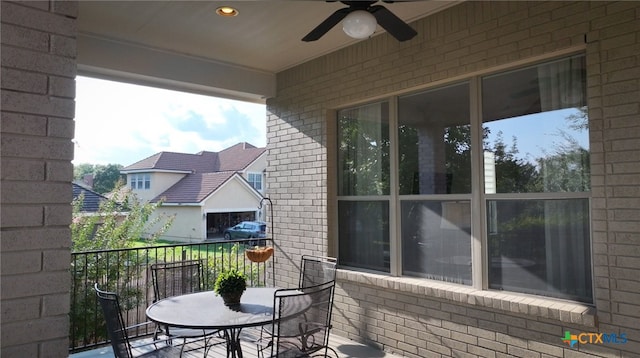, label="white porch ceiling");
[78,1,459,103]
